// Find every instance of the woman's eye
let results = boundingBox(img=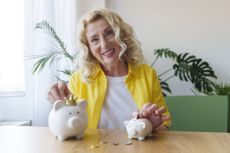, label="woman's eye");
[105,29,114,38]
[91,38,99,43]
